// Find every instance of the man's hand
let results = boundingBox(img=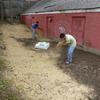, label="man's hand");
[56,39,67,48]
[56,41,63,48]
